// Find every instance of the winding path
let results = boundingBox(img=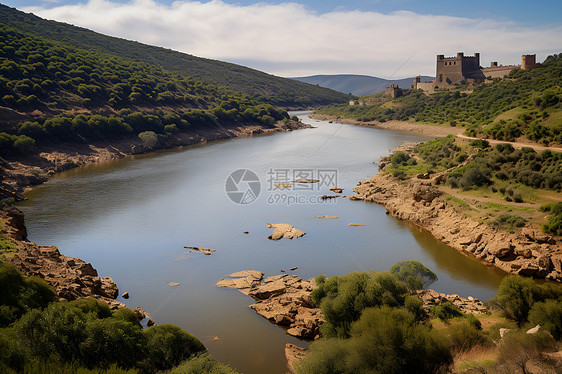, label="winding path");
[456,134,562,153]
